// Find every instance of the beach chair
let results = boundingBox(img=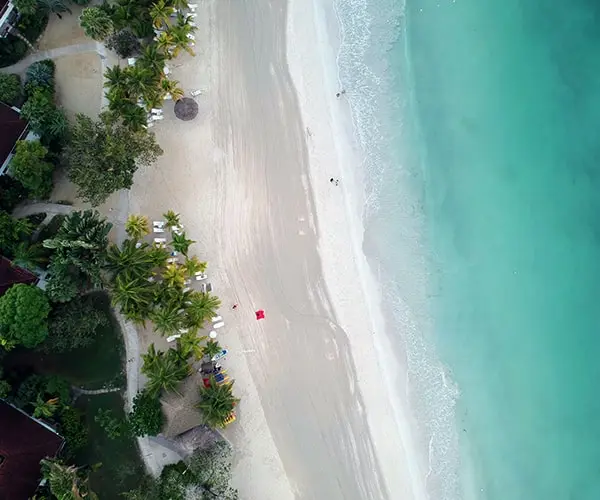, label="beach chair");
[179,328,189,334]
[212,316,222,323]
[153,238,167,247]
[166,334,181,343]
[188,3,198,6]
[147,121,155,128]
[183,286,191,293]
[152,115,165,121]
[127,57,136,66]
[190,12,198,17]
[200,282,213,294]
[190,89,203,97]
[213,321,225,329]
[195,272,208,281]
